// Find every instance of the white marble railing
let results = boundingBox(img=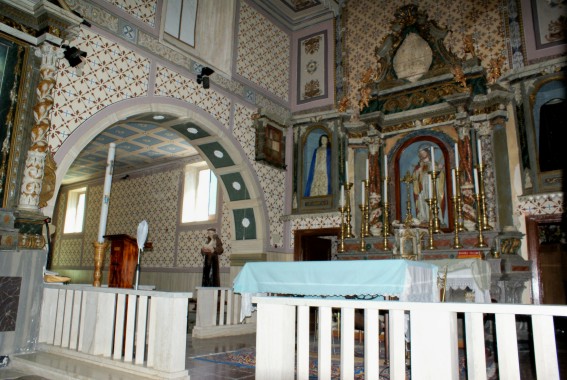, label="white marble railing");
[38,284,191,379]
[254,296,567,380]
[192,286,255,338]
